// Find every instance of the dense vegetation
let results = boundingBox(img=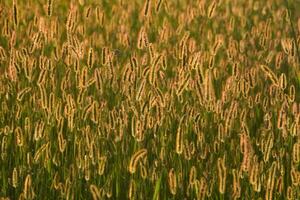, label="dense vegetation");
[1,0,300,199]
